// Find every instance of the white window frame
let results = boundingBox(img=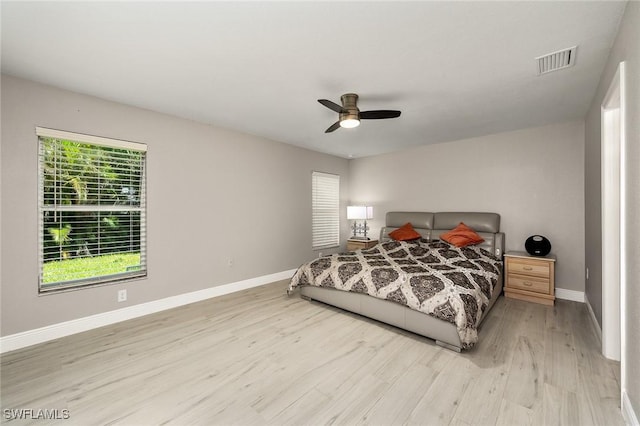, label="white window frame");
[37,127,147,293]
[312,171,340,249]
